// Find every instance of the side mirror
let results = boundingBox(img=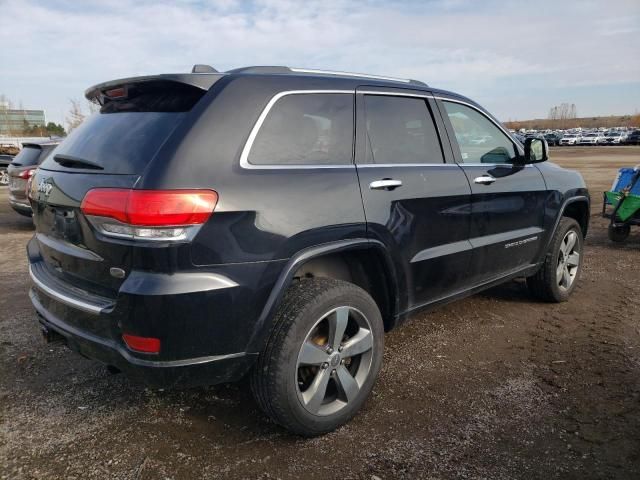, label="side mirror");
[523,137,548,164]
